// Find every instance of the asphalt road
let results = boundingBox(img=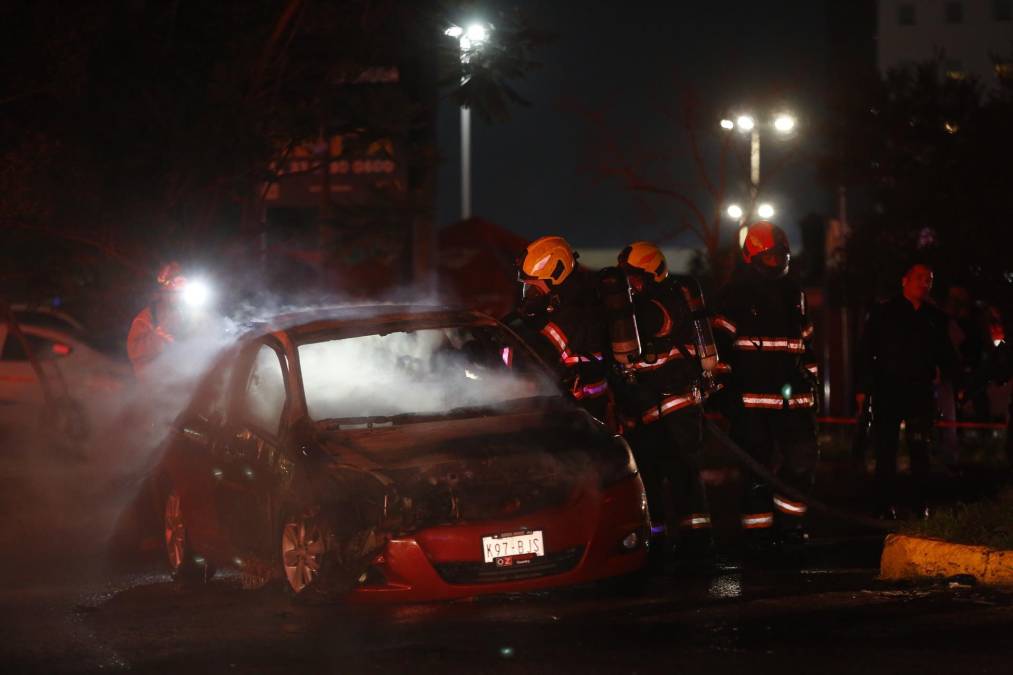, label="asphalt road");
[1,538,1011,675]
[1,428,1011,674]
